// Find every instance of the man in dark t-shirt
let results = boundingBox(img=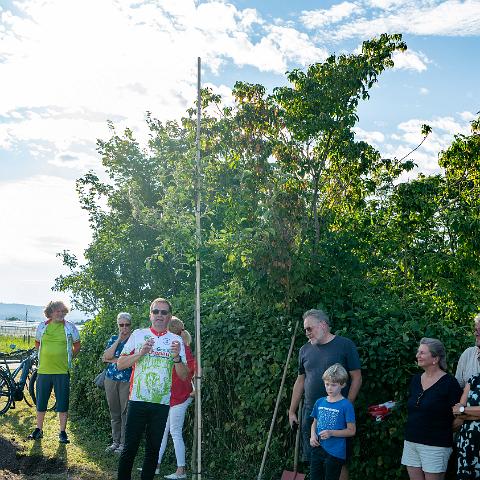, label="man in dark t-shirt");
[288,309,362,480]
